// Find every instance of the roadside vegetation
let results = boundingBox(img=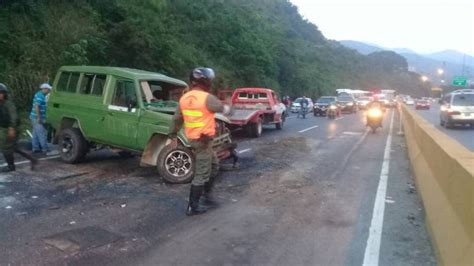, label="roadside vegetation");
[0,0,429,110]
